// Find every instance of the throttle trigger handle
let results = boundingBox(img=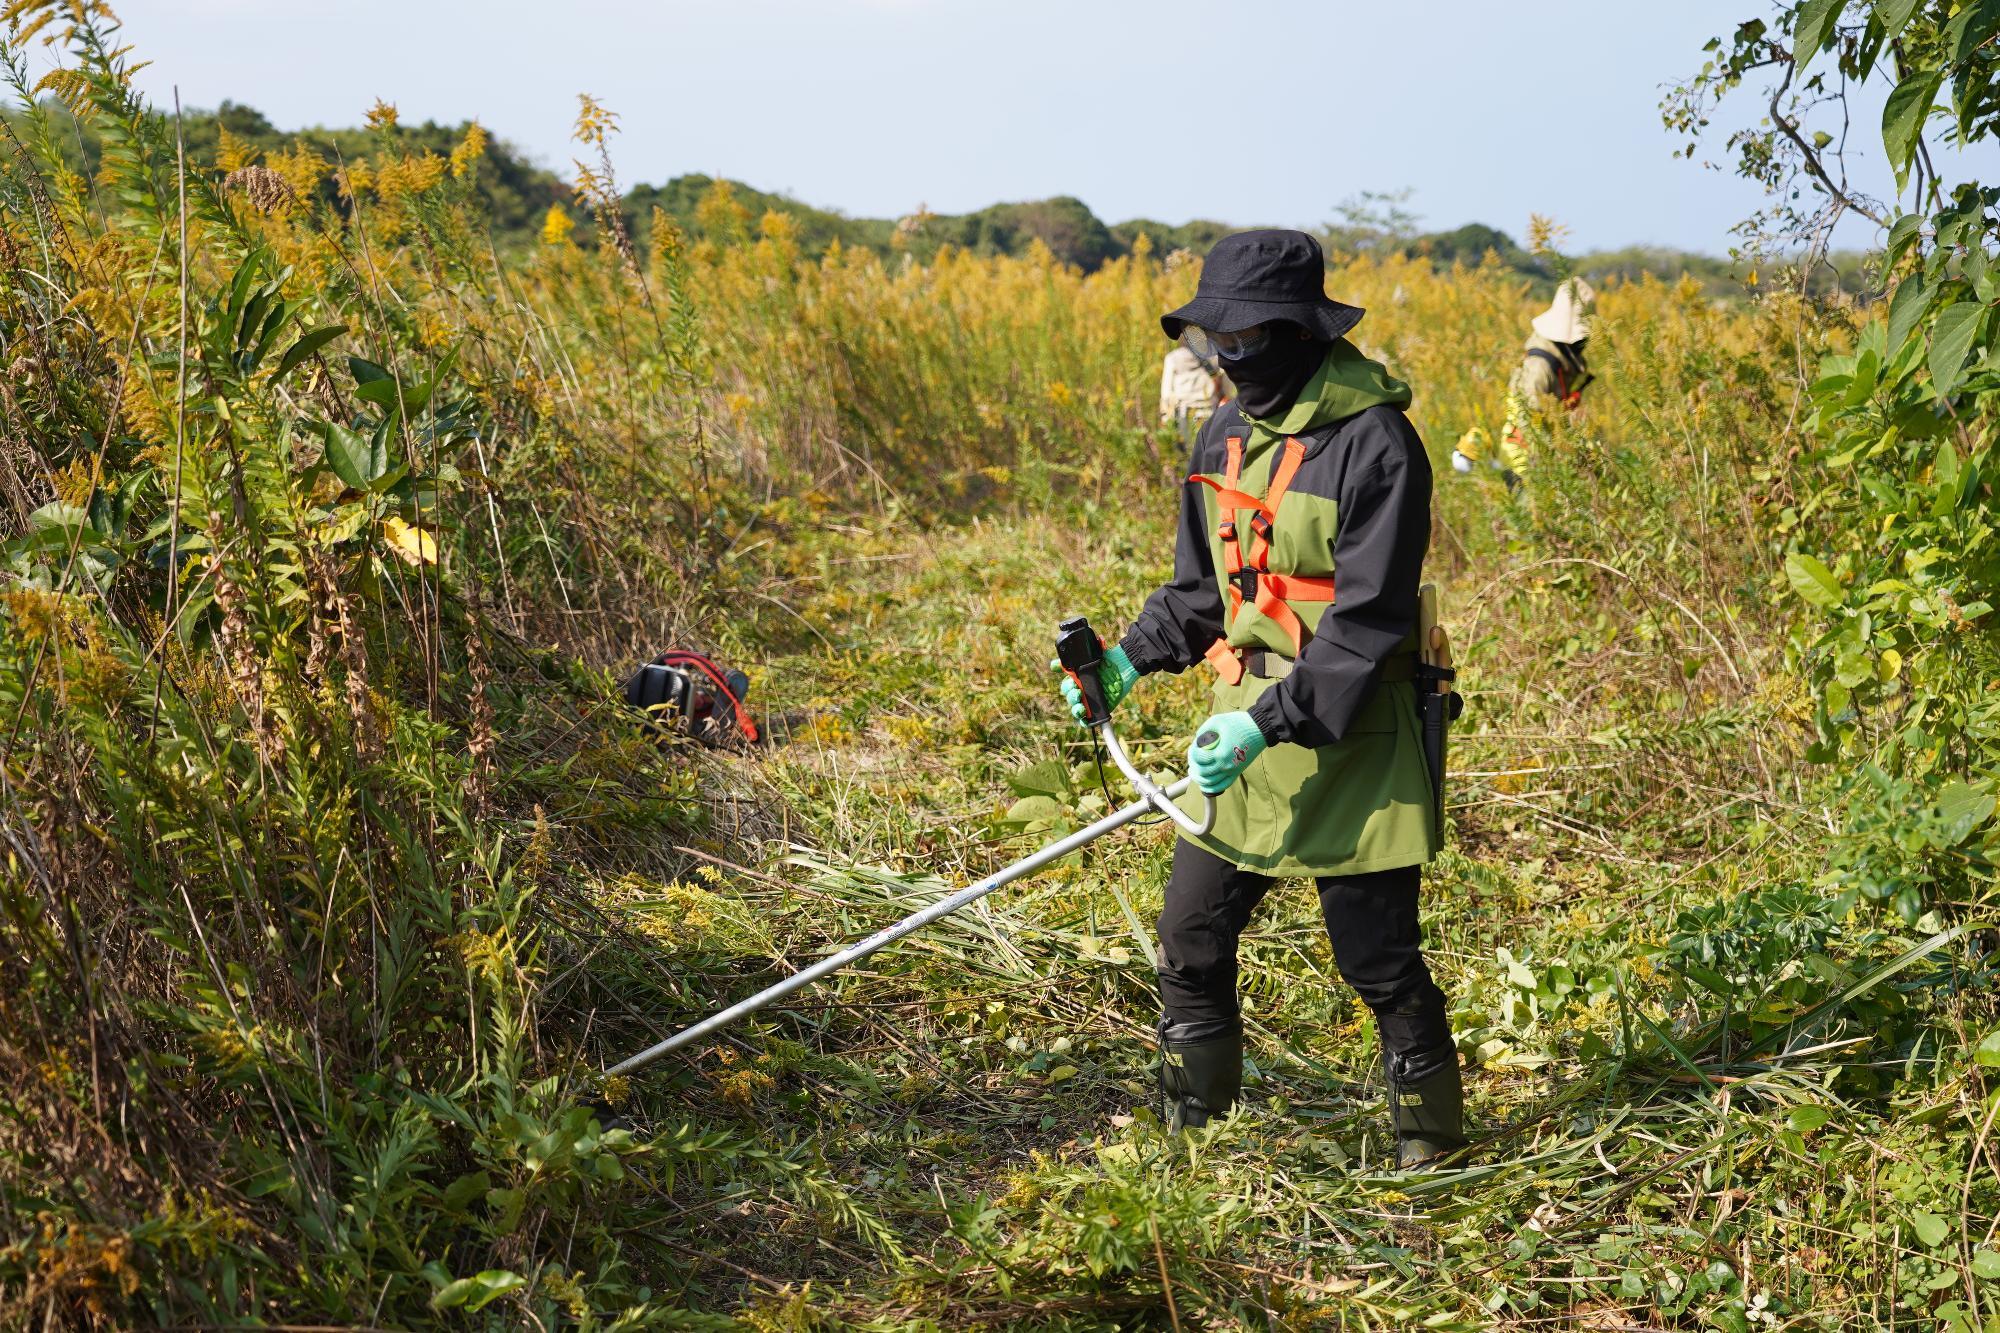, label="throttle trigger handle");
[1055,615,1110,725]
